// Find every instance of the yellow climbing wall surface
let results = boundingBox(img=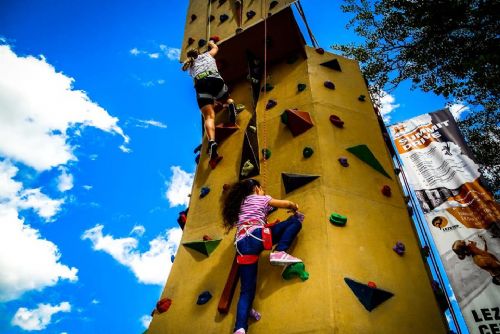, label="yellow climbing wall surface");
[148,1,448,333]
